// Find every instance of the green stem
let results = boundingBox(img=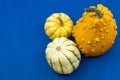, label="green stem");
[57,17,63,26]
[85,8,103,18]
